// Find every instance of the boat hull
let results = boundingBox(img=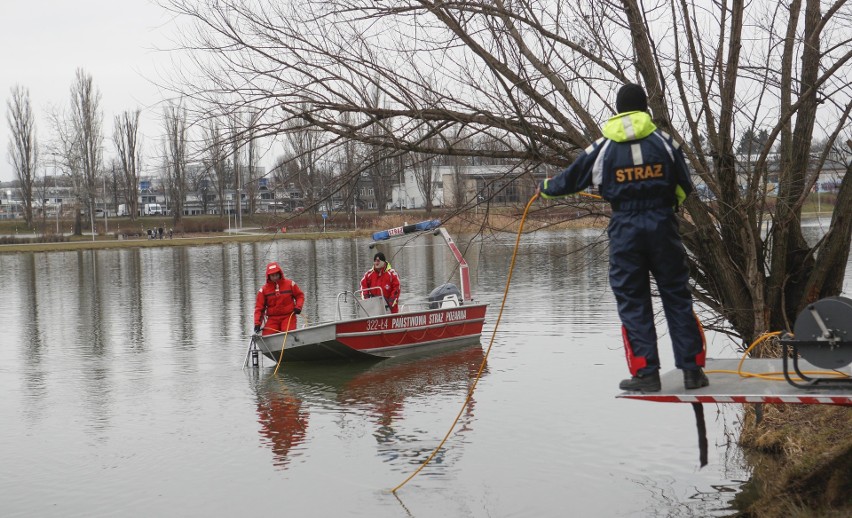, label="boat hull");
[255,303,488,362]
